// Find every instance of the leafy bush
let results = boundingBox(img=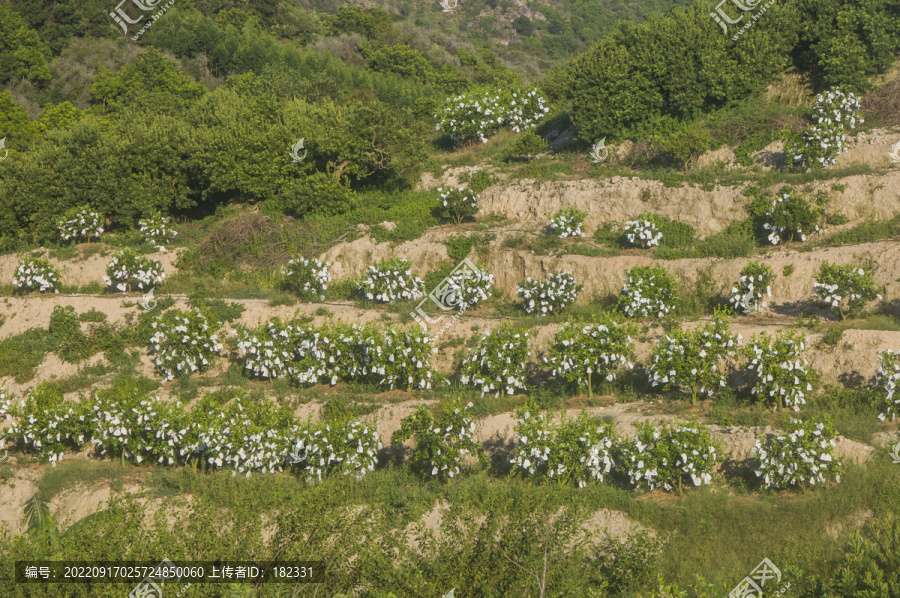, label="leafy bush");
[57,206,104,243]
[544,313,637,398]
[138,211,177,245]
[103,249,166,292]
[548,207,587,239]
[875,350,900,422]
[654,122,712,168]
[516,271,582,316]
[14,257,60,294]
[744,330,813,411]
[829,514,900,596]
[753,418,842,489]
[434,86,549,143]
[784,87,863,171]
[441,262,494,311]
[235,318,306,381]
[762,189,823,245]
[618,422,722,493]
[618,265,677,318]
[624,220,663,248]
[503,129,545,160]
[729,261,776,313]
[647,311,741,404]
[282,256,331,301]
[460,324,530,397]
[366,326,437,391]
[236,318,436,390]
[3,385,91,466]
[511,405,617,487]
[291,419,383,481]
[149,307,223,381]
[90,392,188,467]
[437,187,481,225]
[813,262,882,320]
[49,305,91,363]
[393,399,484,479]
[357,257,425,304]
